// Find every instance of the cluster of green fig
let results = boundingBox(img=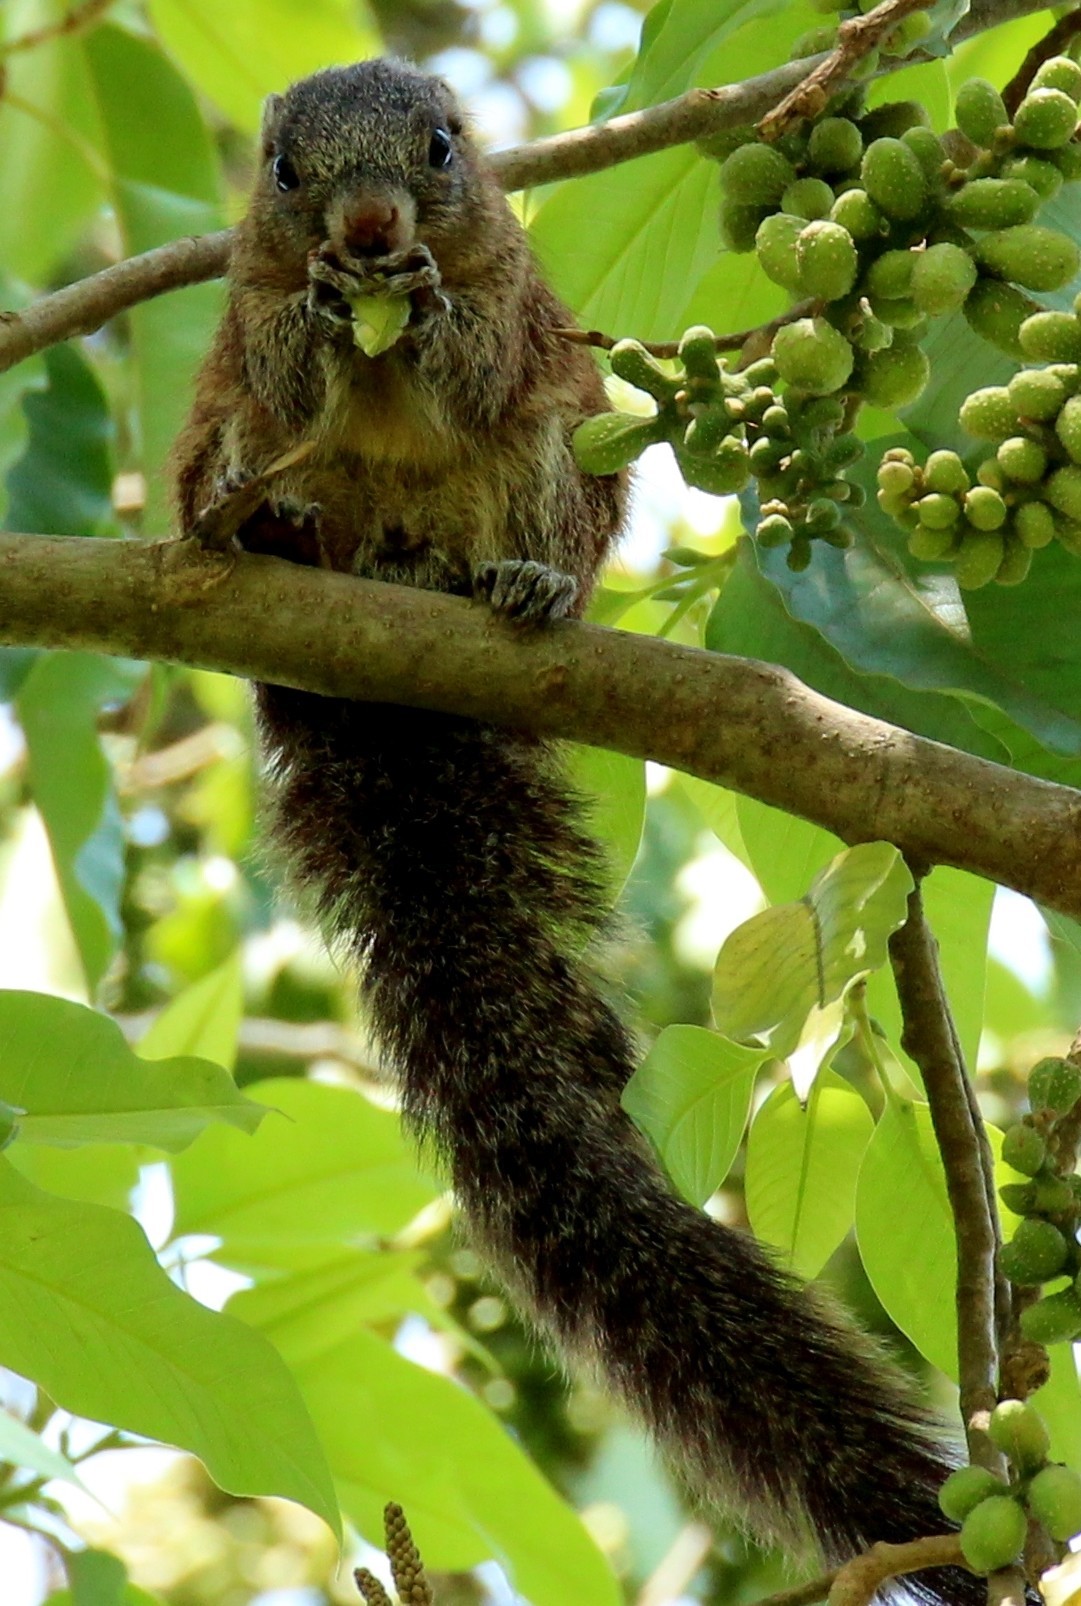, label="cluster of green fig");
[876,298,1081,585]
[572,329,865,565]
[713,56,1081,406]
[939,1399,1081,1572]
[996,1056,1081,1343]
